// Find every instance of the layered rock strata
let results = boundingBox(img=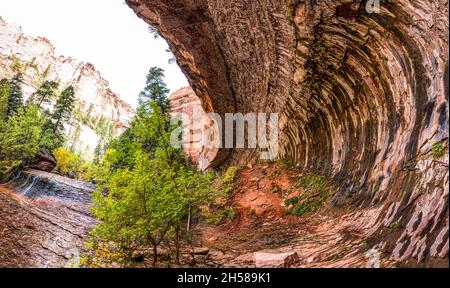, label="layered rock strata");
[128,0,449,266]
[169,87,218,170]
